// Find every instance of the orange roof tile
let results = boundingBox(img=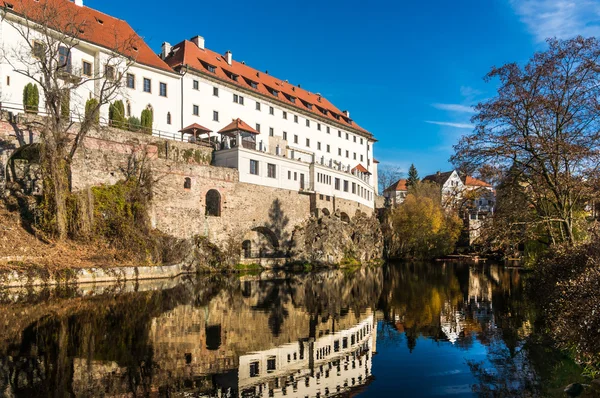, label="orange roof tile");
[218,118,259,136]
[179,123,212,134]
[464,176,492,188]
[385,179,408,192]
[5,0,174,74]
[352,164,371,174]
[165,40,372,138]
